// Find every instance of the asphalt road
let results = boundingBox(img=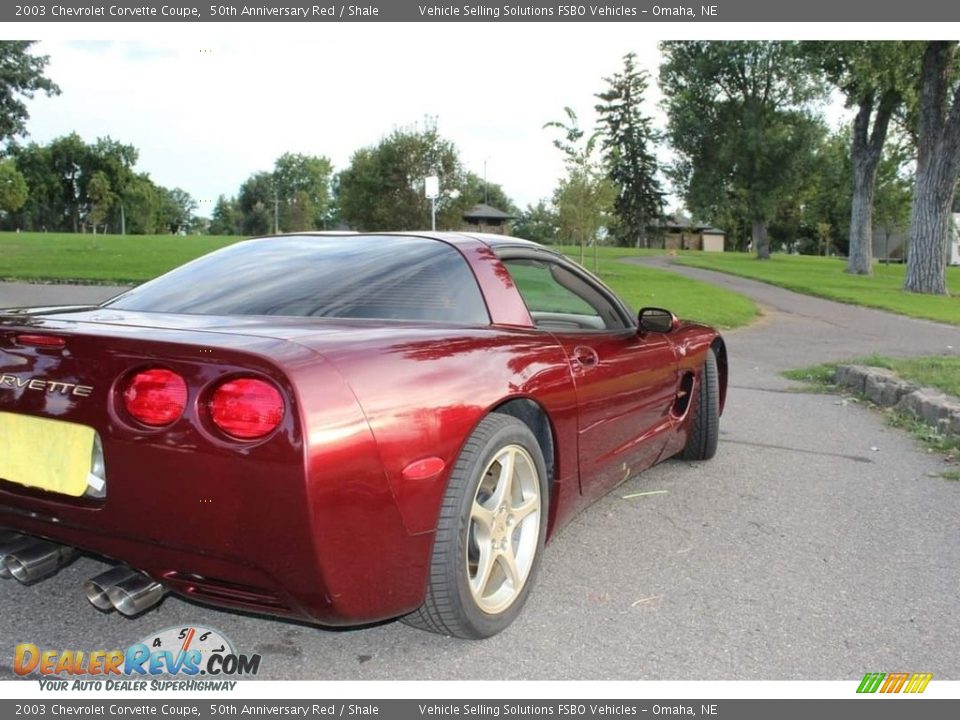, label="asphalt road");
[1,269,959,681]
